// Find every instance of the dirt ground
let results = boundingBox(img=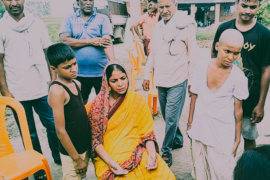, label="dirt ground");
[5,18,270,180]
